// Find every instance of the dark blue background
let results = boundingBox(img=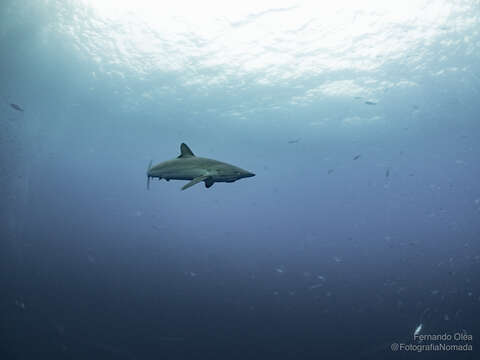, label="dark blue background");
[1,1,479,359]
